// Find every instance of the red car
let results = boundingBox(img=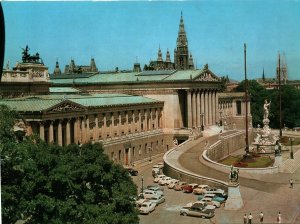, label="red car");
[182,185,193,193]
